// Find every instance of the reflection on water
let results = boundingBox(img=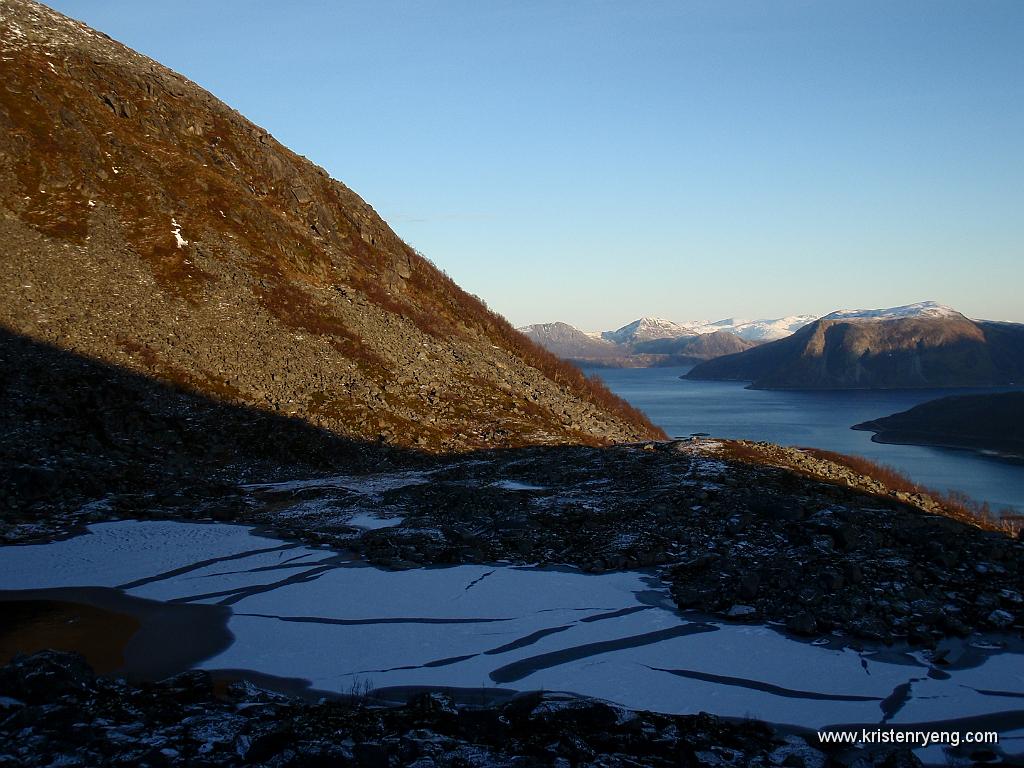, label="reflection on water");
[588,365,1024,513]
[0,599,139,673]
